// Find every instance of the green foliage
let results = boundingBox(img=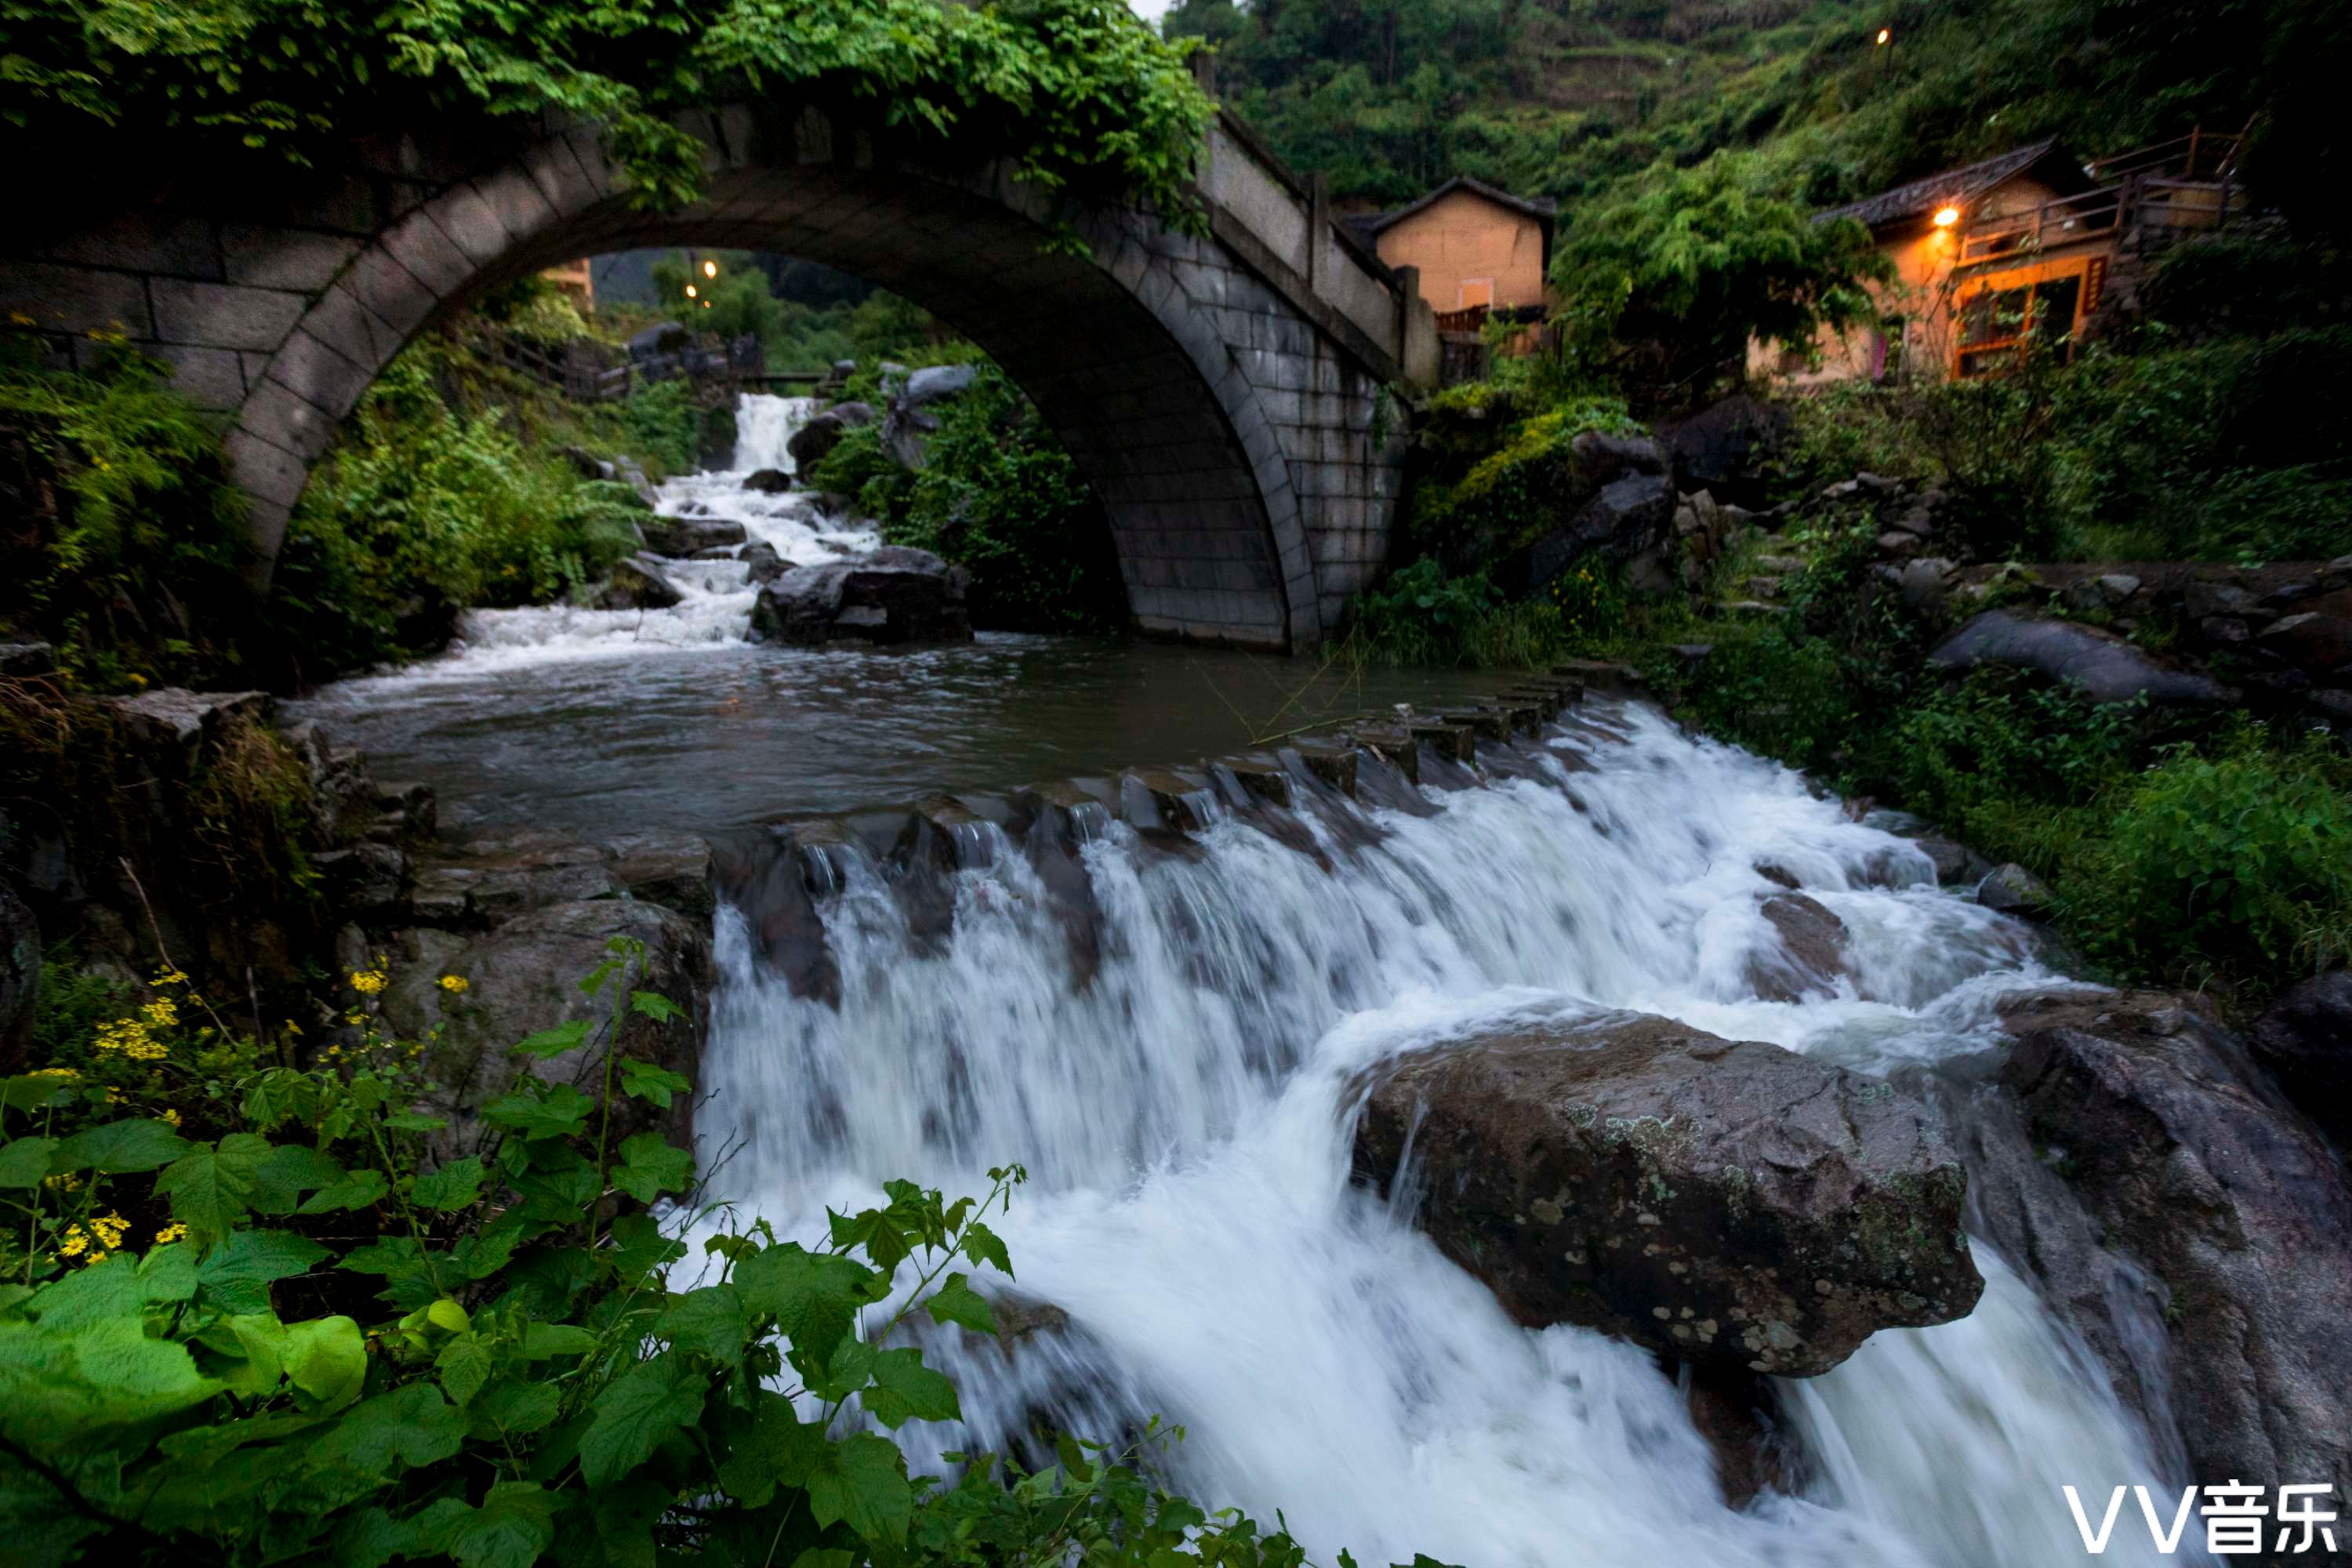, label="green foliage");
[618,380,706,481]
[0,343,252,689]
[1339,561,1573,670]
[810,361,1127,633]
[0,942,1414,1568]
[2,0,1214,247]
[1410,395,1639,565]
[1548,150,1889,404]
